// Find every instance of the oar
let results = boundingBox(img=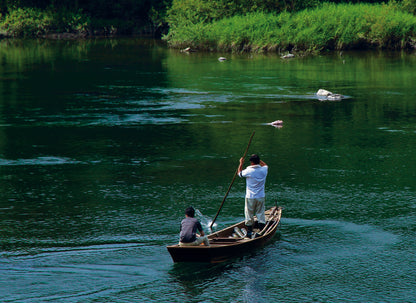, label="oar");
[209,131,255,229]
